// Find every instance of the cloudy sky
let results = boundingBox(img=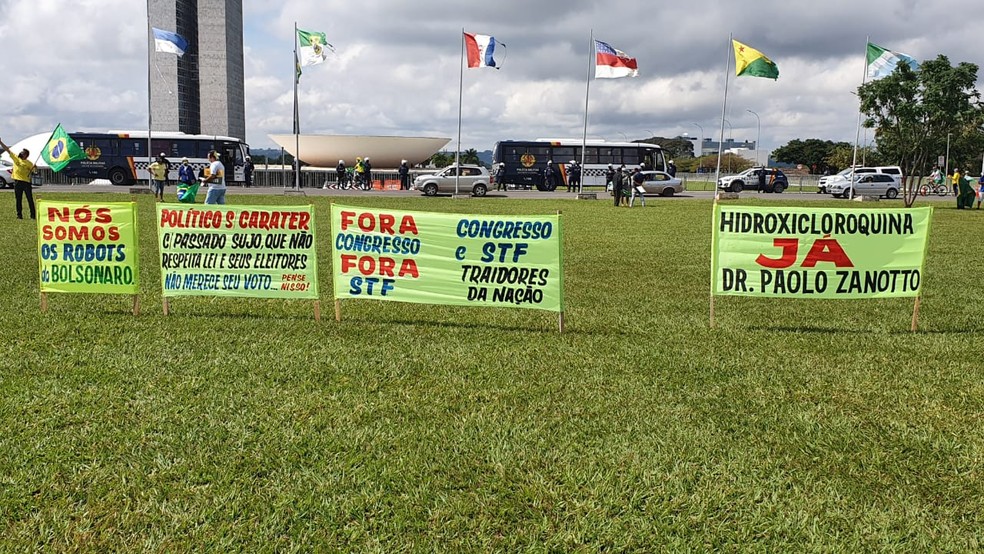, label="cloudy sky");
[1,0,982,157]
